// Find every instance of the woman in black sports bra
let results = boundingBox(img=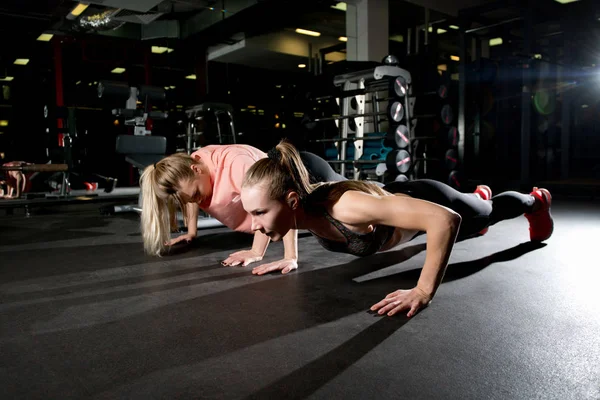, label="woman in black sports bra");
[240,141,554,318]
